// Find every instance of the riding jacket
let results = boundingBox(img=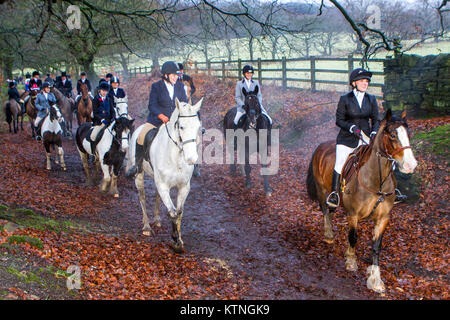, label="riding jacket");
[56,78,73,97]
[29,78,42,90]
[336,90,380,148]
[147,79,187,127]
[76,78,92,95]
[8,87,21,104]
[235,78,263,110]
[35,92,56,119]
[92,93,115,126]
